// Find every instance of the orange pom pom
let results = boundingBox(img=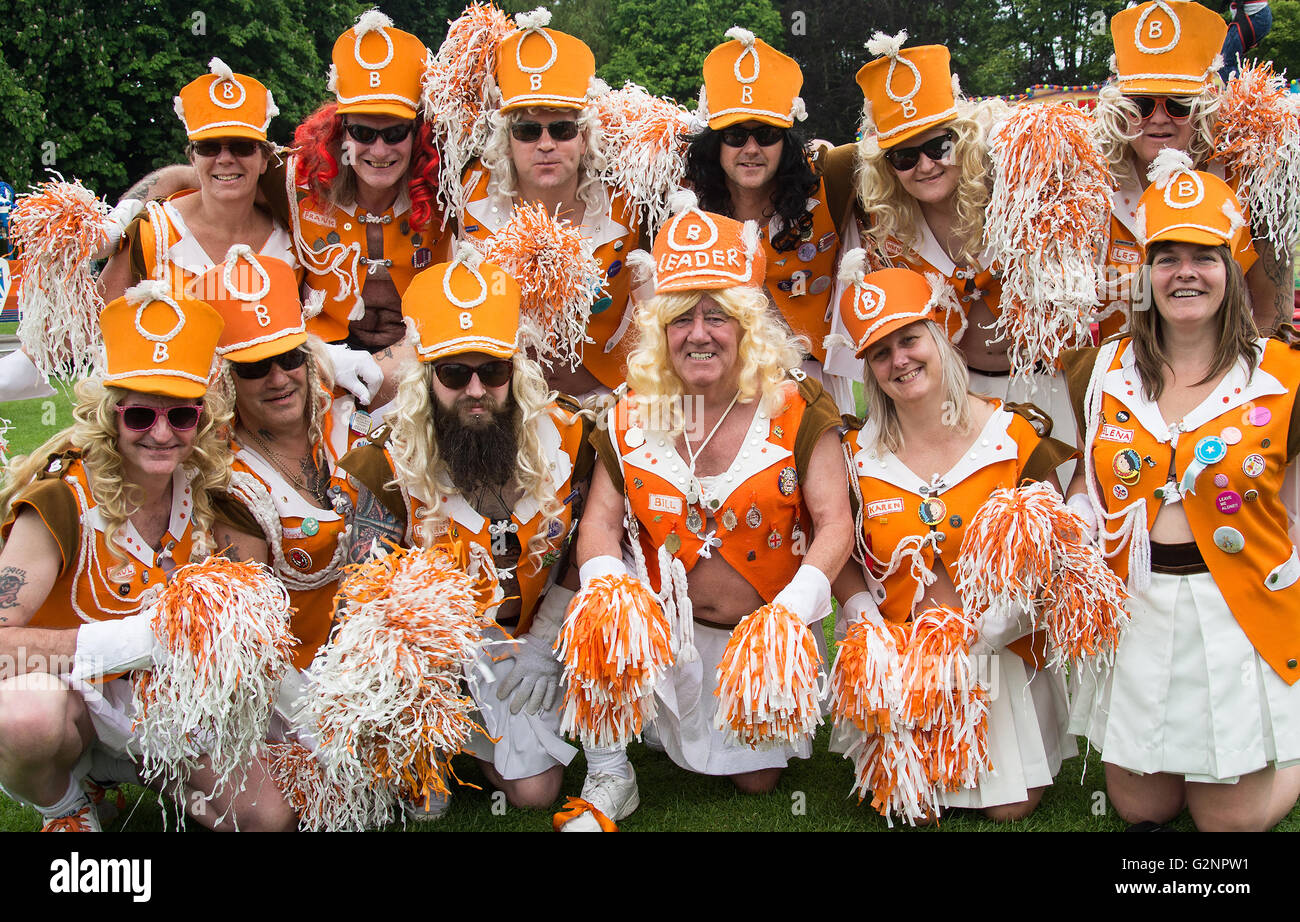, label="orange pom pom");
[589,82,690,234]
